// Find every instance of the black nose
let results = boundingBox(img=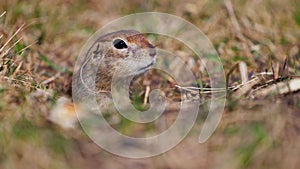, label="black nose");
[149,48,156,57]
